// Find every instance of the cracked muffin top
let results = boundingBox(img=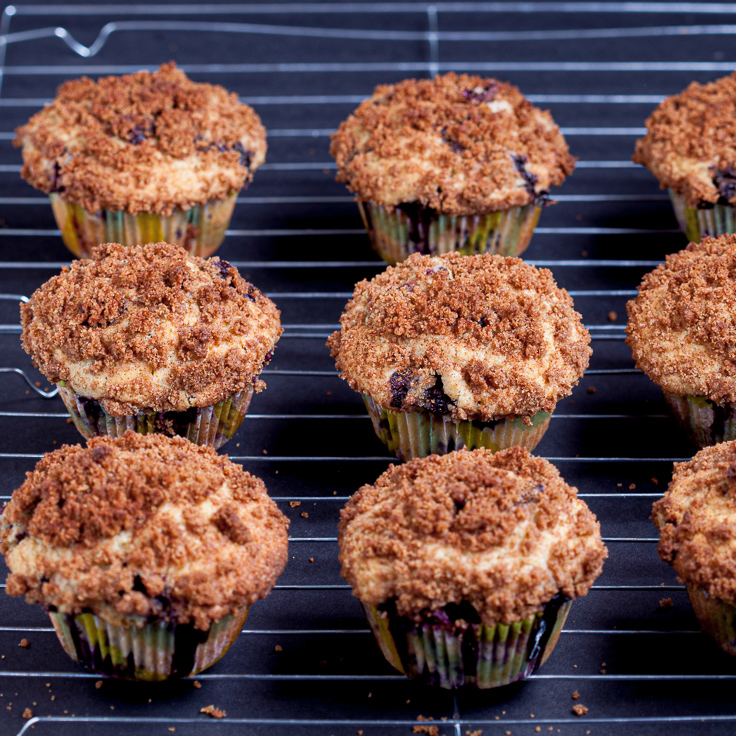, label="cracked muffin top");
[327,252,591,422]
[14,62,267,215]
[21,241,282,415]
[653,440,736,603]
[0,433,290,629]
[626,234,736,404]
[329,72,576,216]
[633,72,736,207]
[339,447,607,625]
